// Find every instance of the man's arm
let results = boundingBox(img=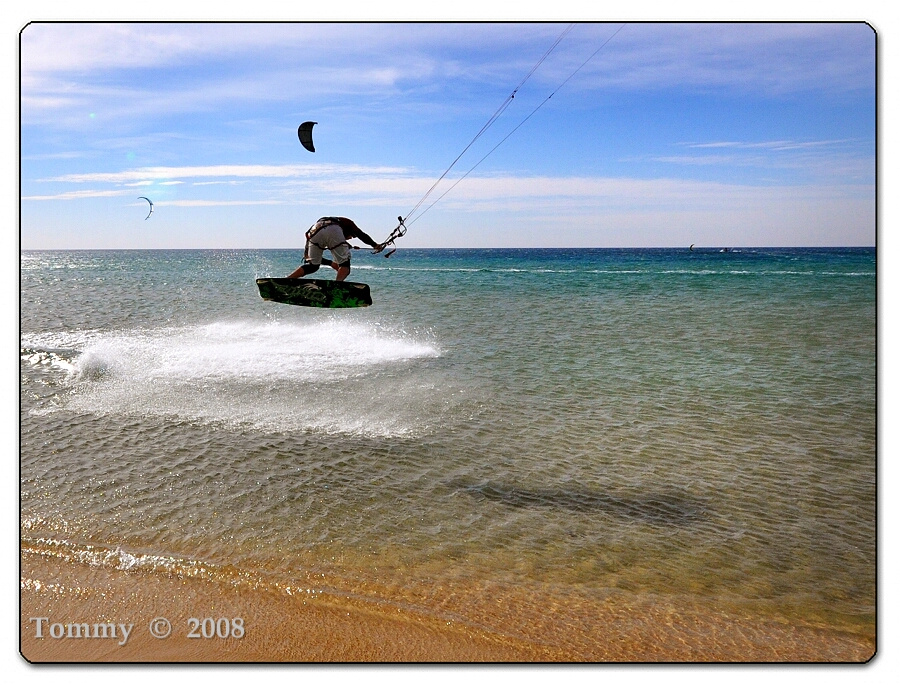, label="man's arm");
[356,229,381,249]
[340,218,383,251]
[352,226,384,253]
